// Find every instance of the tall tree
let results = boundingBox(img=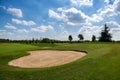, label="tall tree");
[78,34,84,41]
[32,38,35,43]
[68,35,73,43]
[92,35,96,42]
[99,24,112,42]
